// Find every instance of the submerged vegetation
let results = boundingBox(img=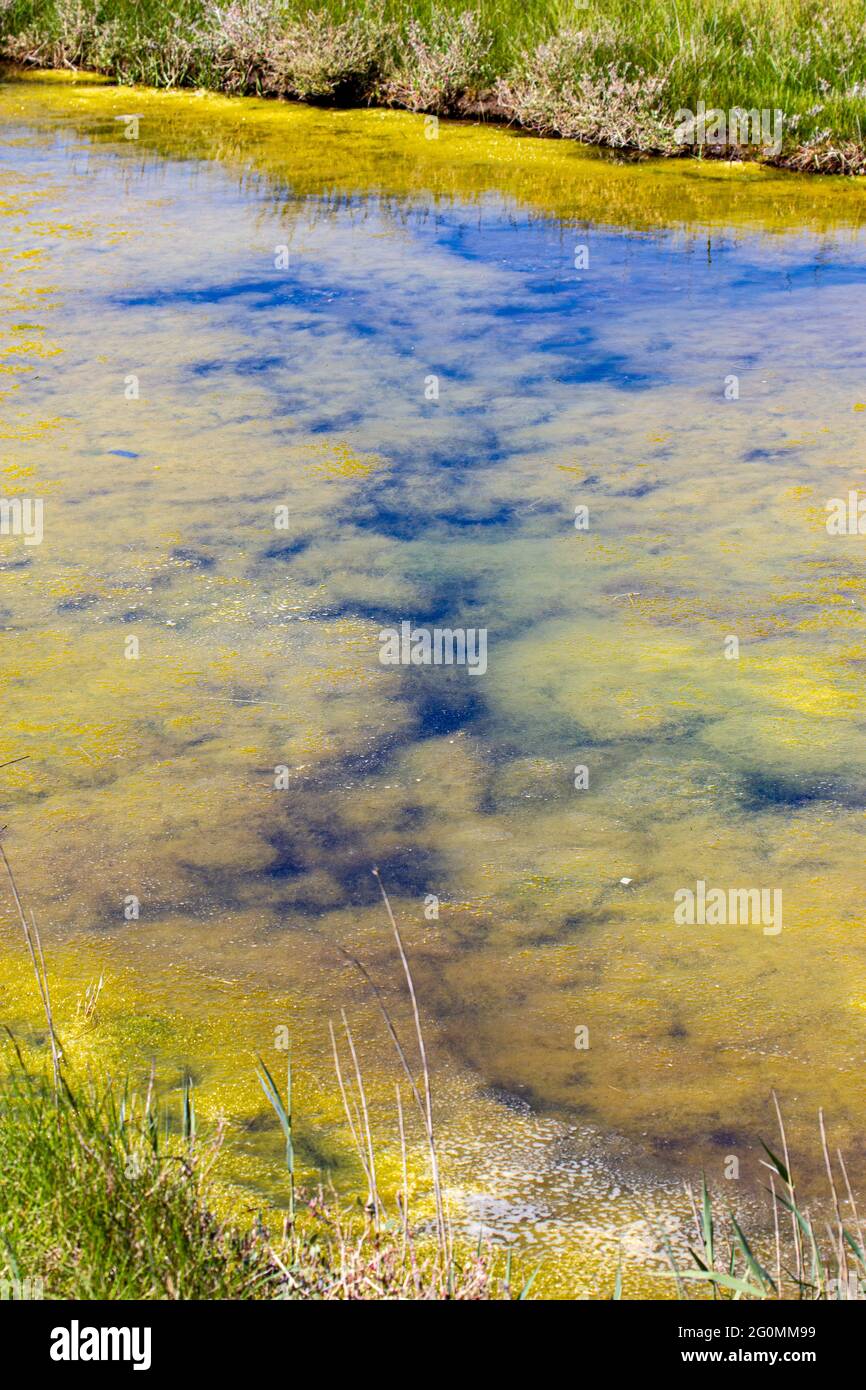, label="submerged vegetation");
[0,854,505,1300]
[668,1100,866,1302]
[4,965,866,1301]
[0,845,864,1300]
[2,0,866,170]
[0,1055,510,1298]
[0,38,864,1296]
